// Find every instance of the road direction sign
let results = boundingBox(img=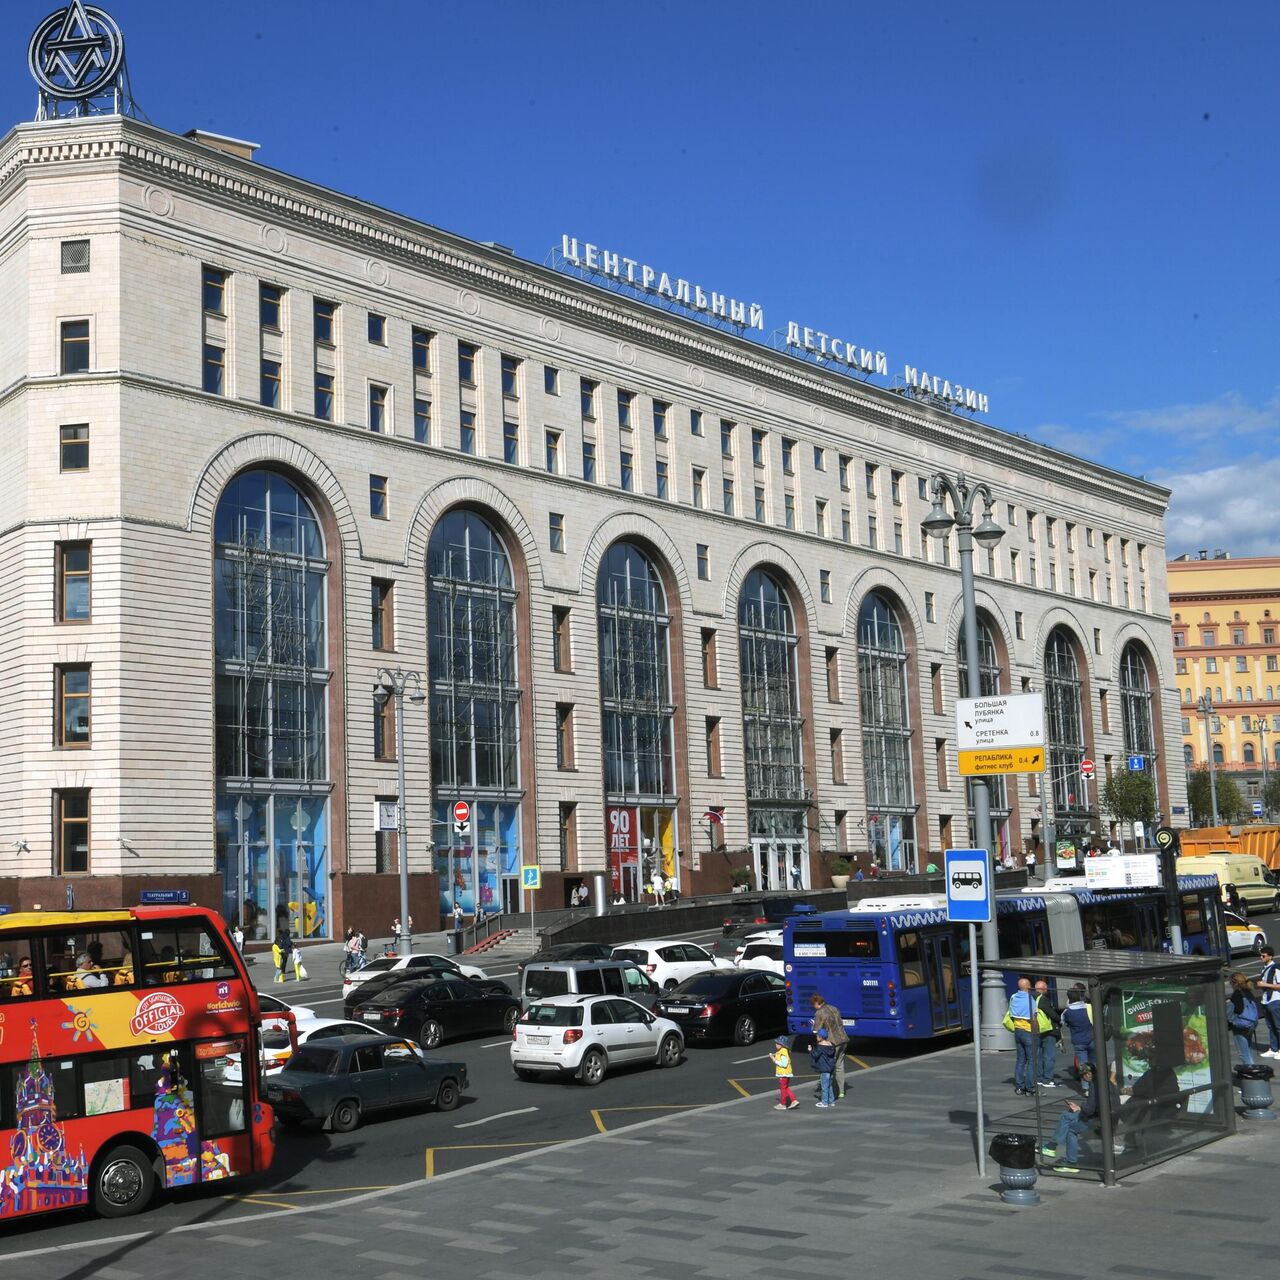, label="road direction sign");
[521,865,541,890]
[956,693,1044,752]
[1128,755,1145,772]
[944,848,992,923]
[453,800,471,824]
[958,746,1045,777]
[453,820,470,837]
[1080,758,1096,778]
